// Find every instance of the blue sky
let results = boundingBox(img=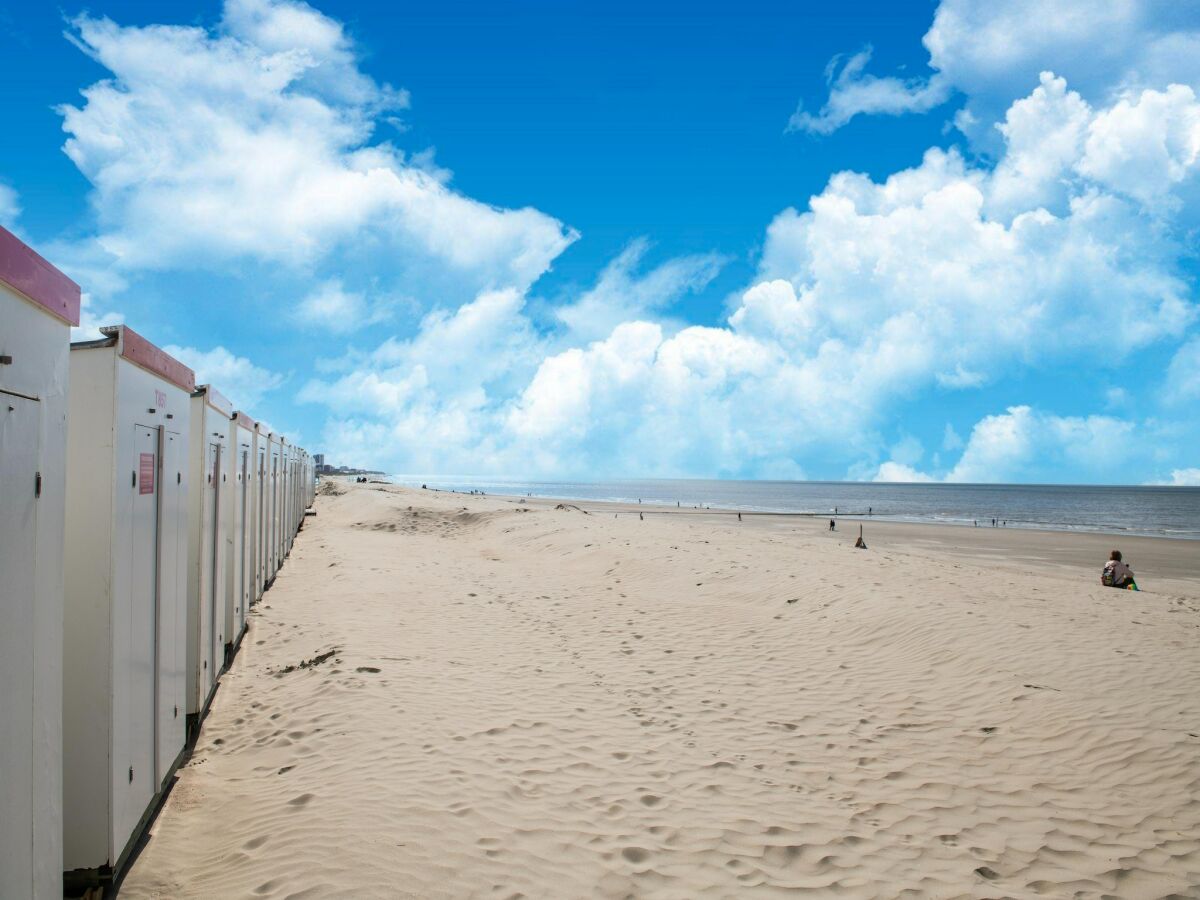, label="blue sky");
[2,0,1198,484]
